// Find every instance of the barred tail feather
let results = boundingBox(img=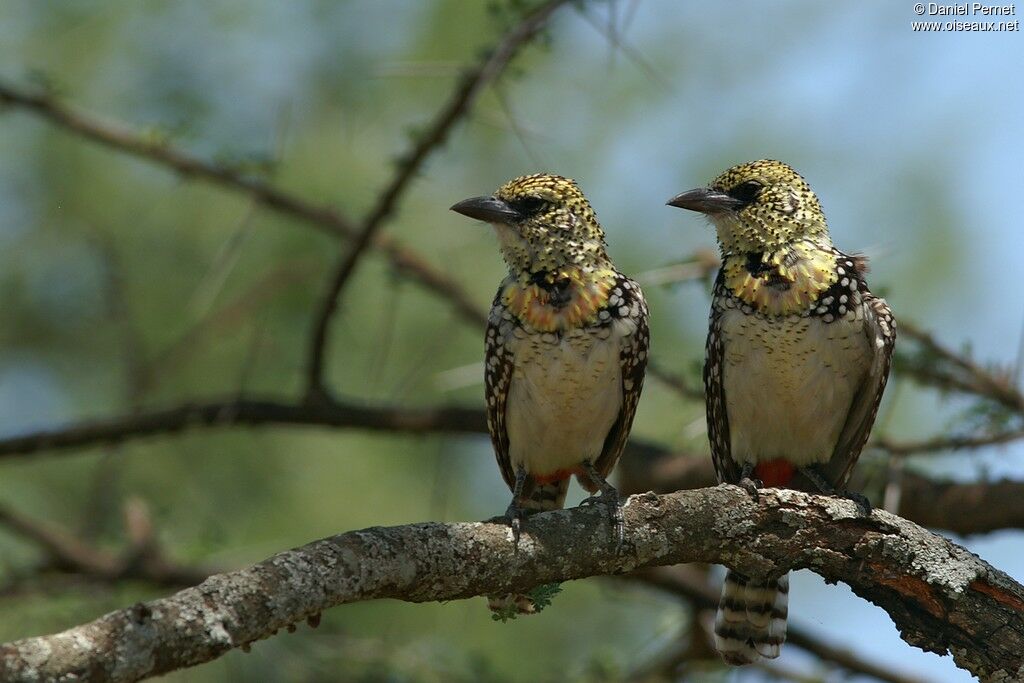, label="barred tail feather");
[714,570,789,665]
[521,479,570,512]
